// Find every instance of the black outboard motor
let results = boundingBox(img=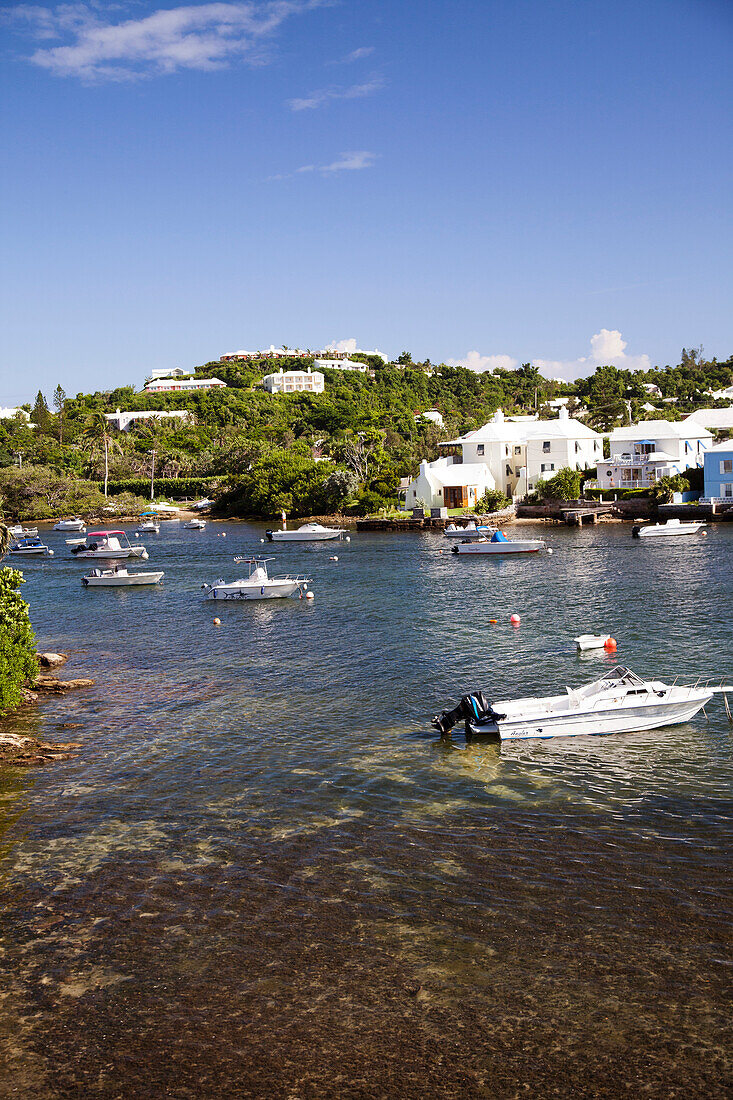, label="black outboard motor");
[265,530,274,542]
[631,525,642,538]
[432,691,498,738]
